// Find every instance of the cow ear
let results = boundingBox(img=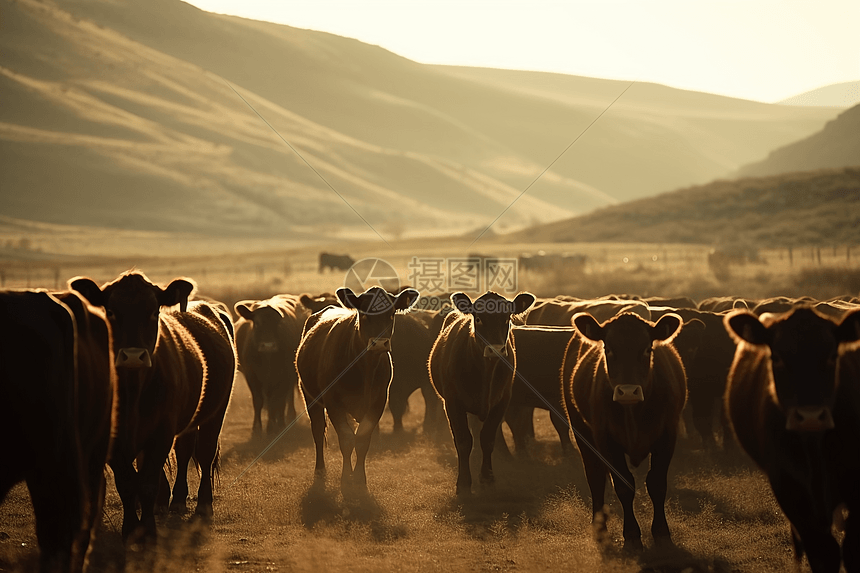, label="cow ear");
[393,288,420,312]
[451,292,474,314]
[836,309,860,344]
[234,301,255,321]
[512,292,536,316]
[69,277,105,307]
[160,278,195,312]
[574,313,603,342]
[652,313,682,342]
[336,287,360,310]
[299,294,314,307]
[725,311,769,345]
